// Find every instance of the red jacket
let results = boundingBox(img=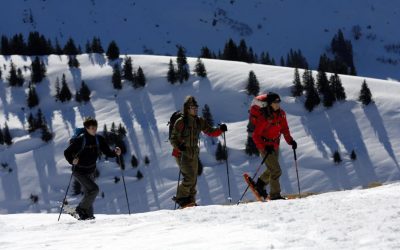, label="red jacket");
[252,109,293,151]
